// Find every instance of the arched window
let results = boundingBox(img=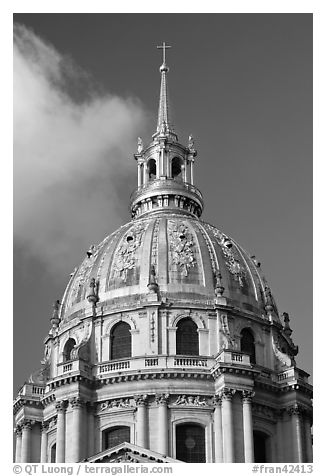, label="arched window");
[148,159,156,181]
[254,431,269,462]
[50,443,56,463]
[240,328,256,364]
[110,322,131,360]
[176,318,199,356]
[63,338,76,362]
[171,157,183,180]
[176,423,206,462]
[103,426,130,450]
